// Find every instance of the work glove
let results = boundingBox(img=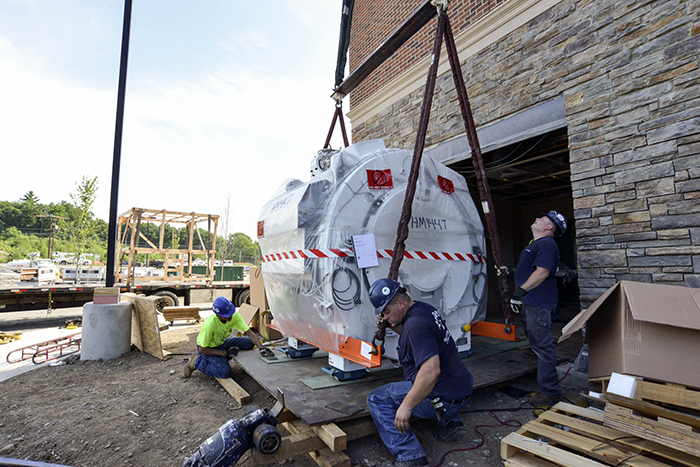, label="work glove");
[259,348,275,359]
[509,287,528,314]
[495,265,514,278]
[225,347,240,359]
